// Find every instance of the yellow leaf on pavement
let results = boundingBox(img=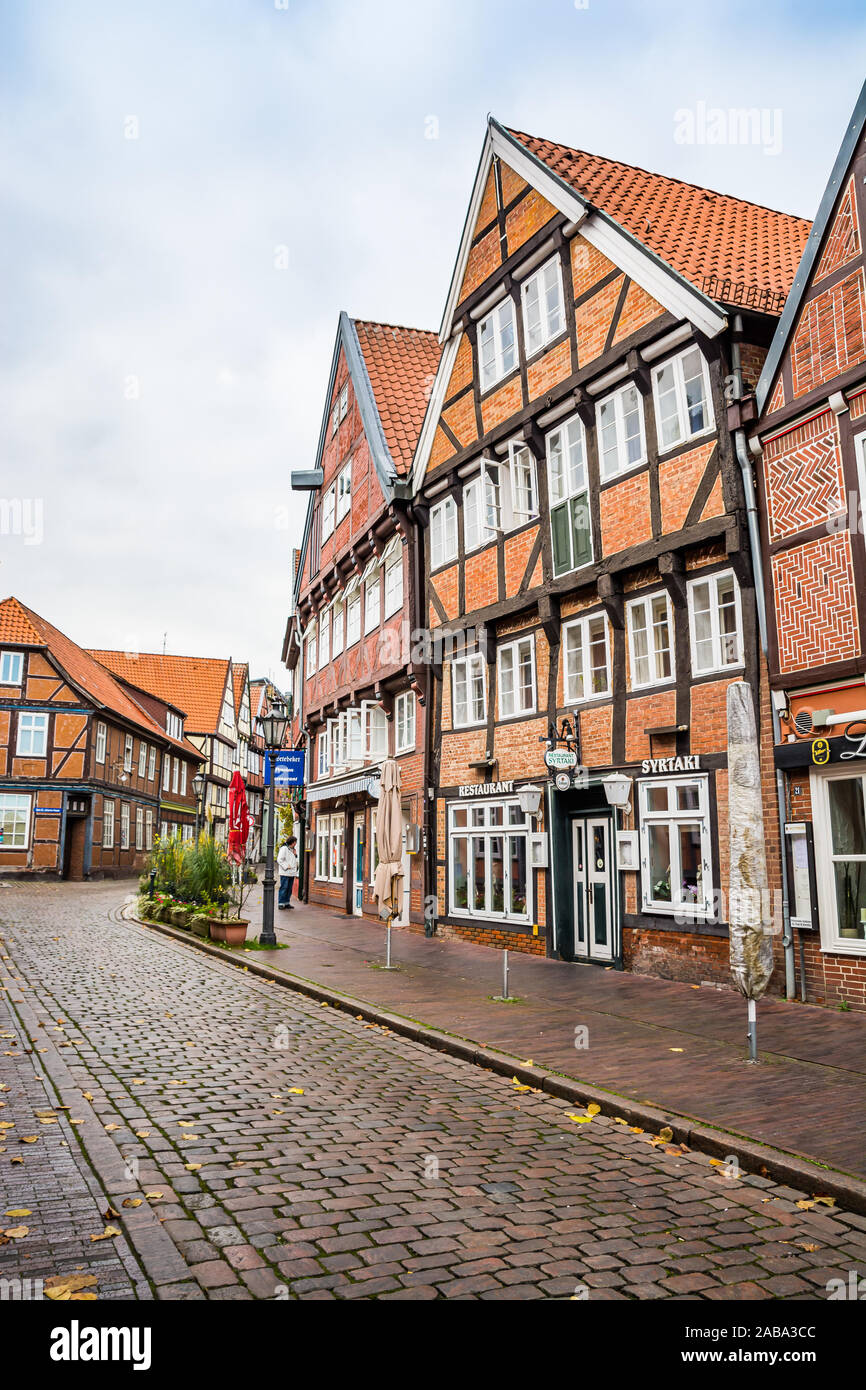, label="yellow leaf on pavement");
[586,1104,601,1116]
[122,1198,142,1208]
[796,1200,815,1210]
[5,1208,31,1218]
[659,1127,674,1143]
[287,1088,304,1095]
[185,1163,202,1172]
[814,1196,835,1208]
[144,1192,164,1201]
[4,1225,29,1238]
[89,1225,121,1242]
[629,1127,644,1134]
[104,1124,120,1132]
[180,1134,199,1141]
[135,1131,150,1139]
[82,1092,93,1102]
[21,1135,39,1143]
